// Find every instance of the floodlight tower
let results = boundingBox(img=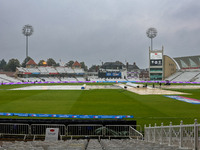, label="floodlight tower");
[22,24,34,62]
[146,27,157,50]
